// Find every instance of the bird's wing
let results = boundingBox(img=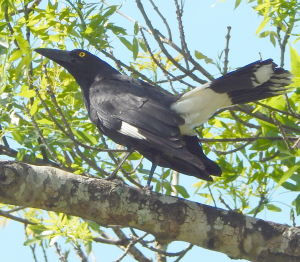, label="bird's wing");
[89,78,185,149]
